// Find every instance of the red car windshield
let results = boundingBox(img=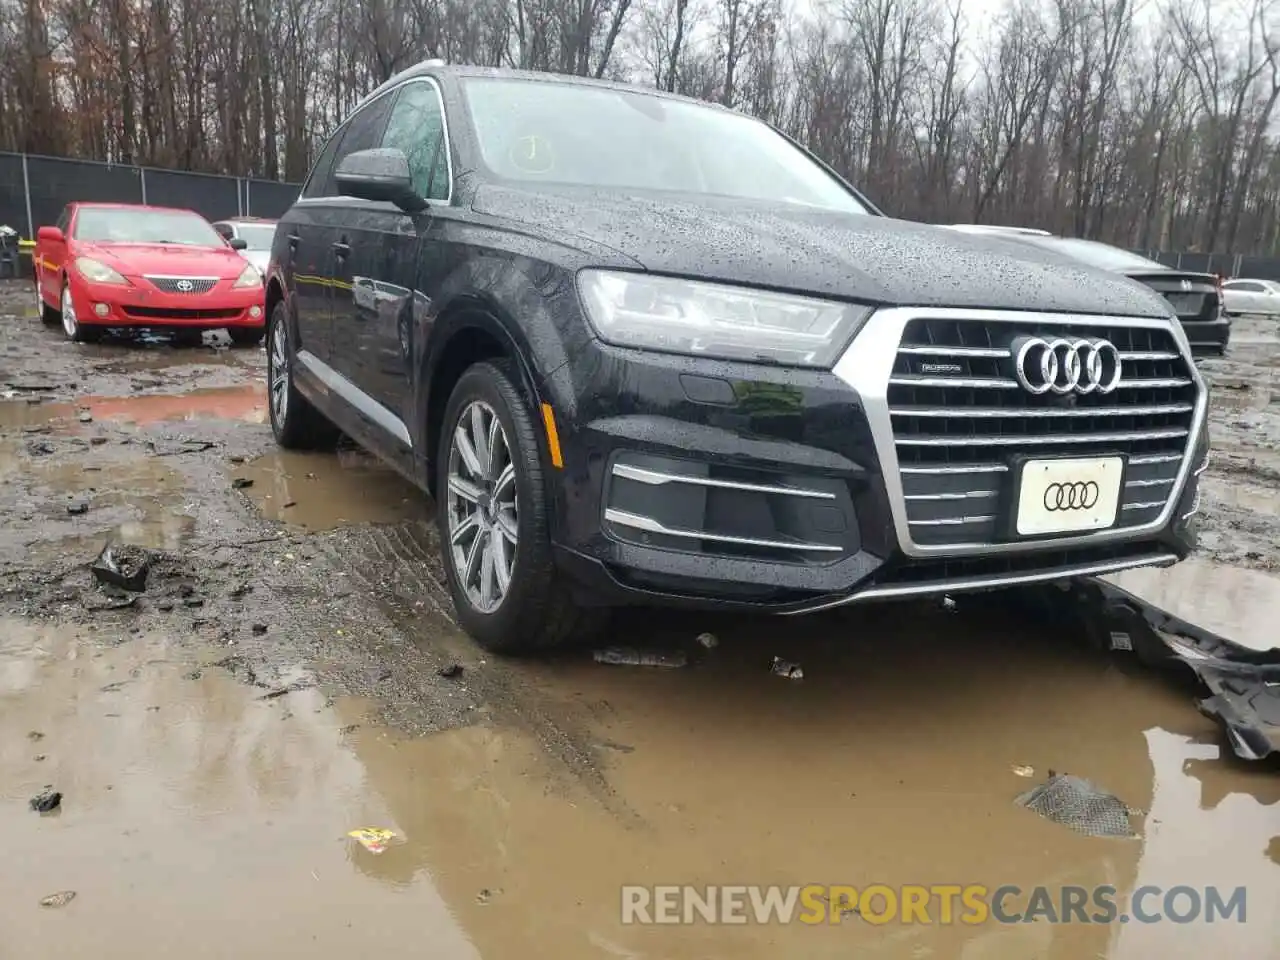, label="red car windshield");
[73,208,225,247]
